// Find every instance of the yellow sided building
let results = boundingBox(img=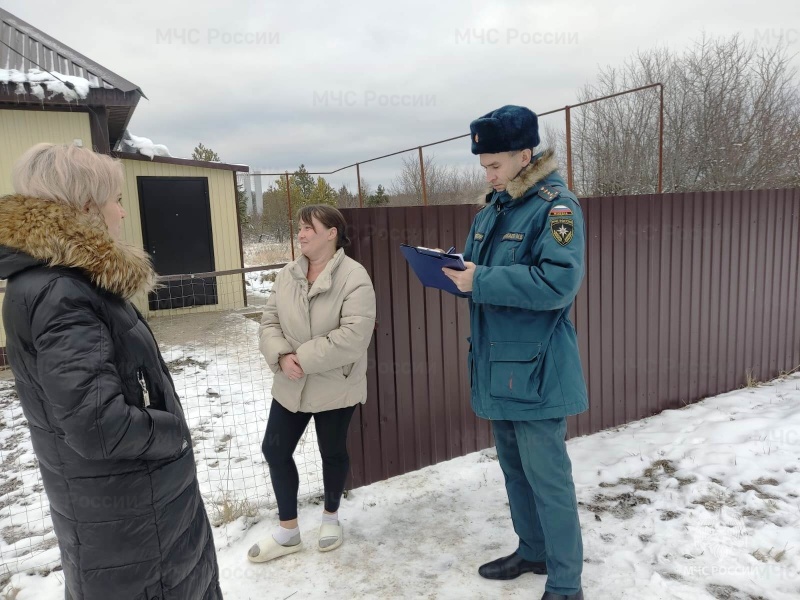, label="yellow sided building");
[0,8,249,365]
